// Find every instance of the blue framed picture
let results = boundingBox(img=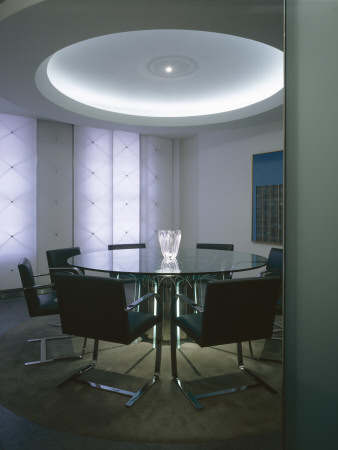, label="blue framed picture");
[252,150,283,244]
